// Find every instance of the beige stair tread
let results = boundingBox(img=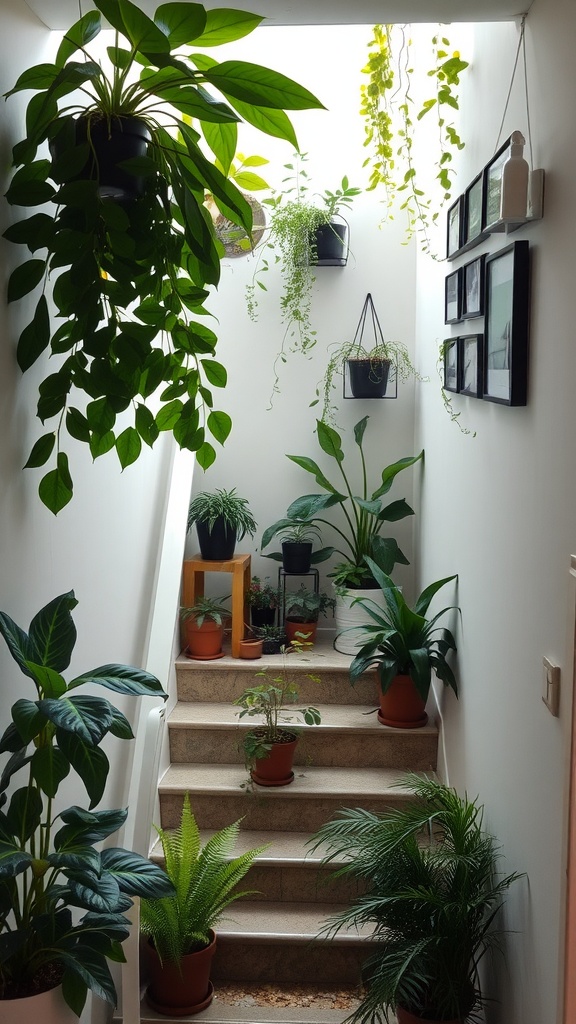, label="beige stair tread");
[138,998,361,1024]
[151,829,349,866]
[160,762,415,796]
[216,900,374,944]
[168,702,436,735]
[176,637,373,674]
